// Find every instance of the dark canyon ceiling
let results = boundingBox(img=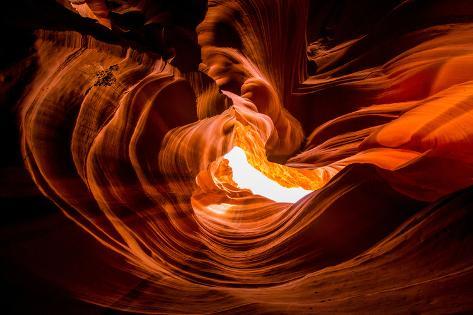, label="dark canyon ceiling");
[1,0,473,313]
